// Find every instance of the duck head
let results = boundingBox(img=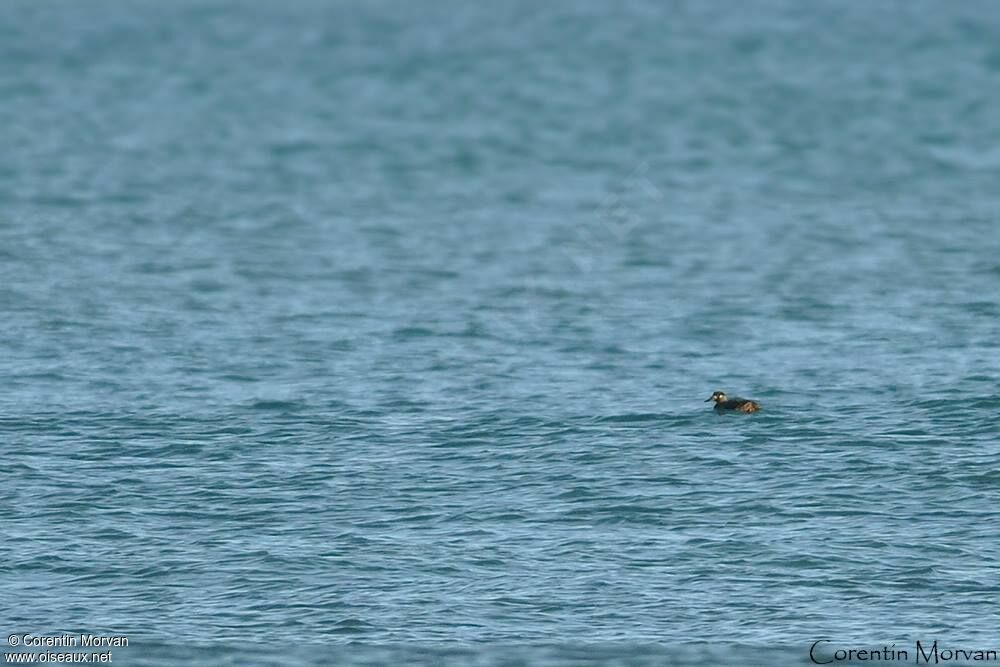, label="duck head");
[705,391,727,403]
